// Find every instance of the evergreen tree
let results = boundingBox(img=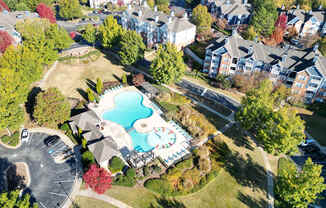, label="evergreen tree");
[96,77,103,95]
[33,87,71,128]
[119,30,145,66]
[251,5,278,37]
[122,74,127,85]
[87,88,95,102]
[98,16,124,48]
[58,0,82,20]
[150,43,186,85]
